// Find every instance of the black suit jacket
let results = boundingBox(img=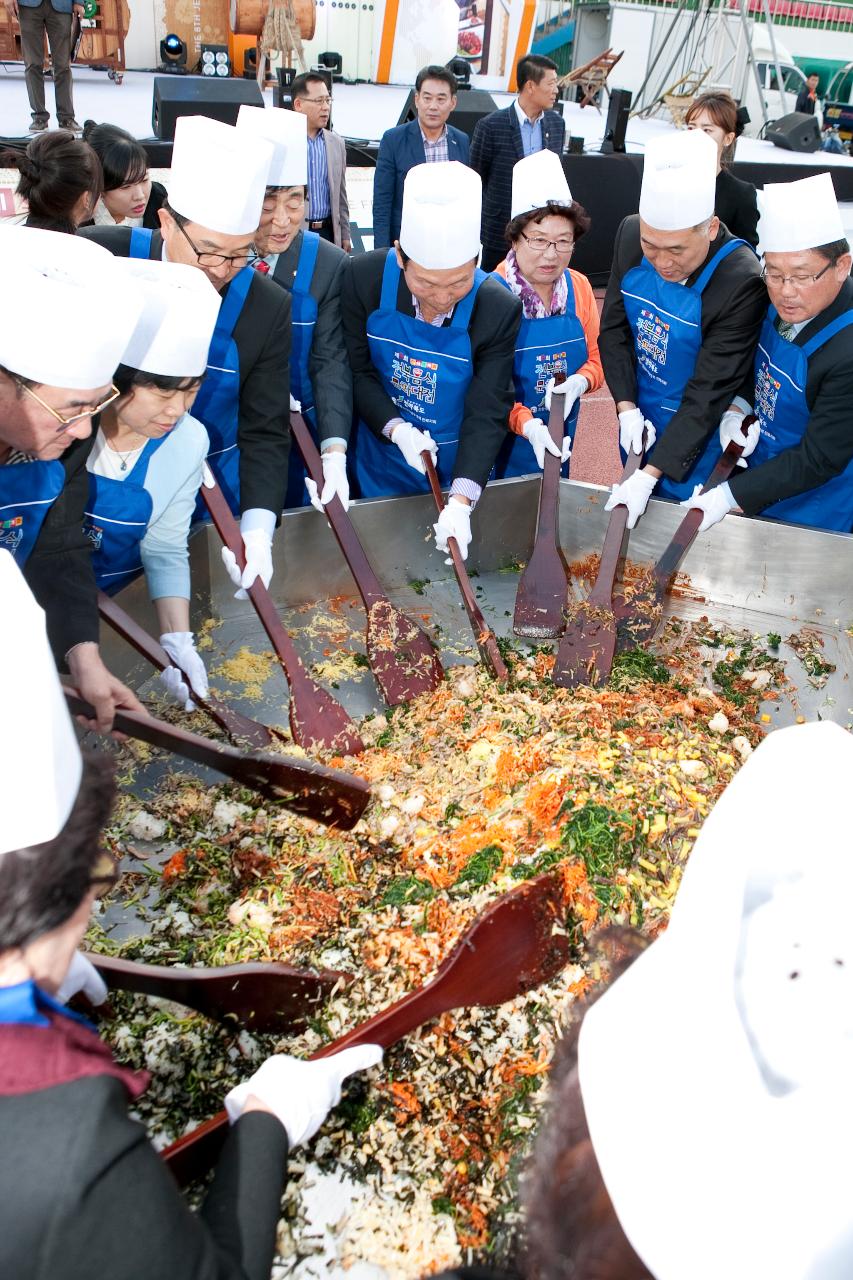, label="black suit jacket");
[599,216,767,483]
[470,105,566,272]
[341,249,521,489]
[716,168,759,248]
[79,225,292,517]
